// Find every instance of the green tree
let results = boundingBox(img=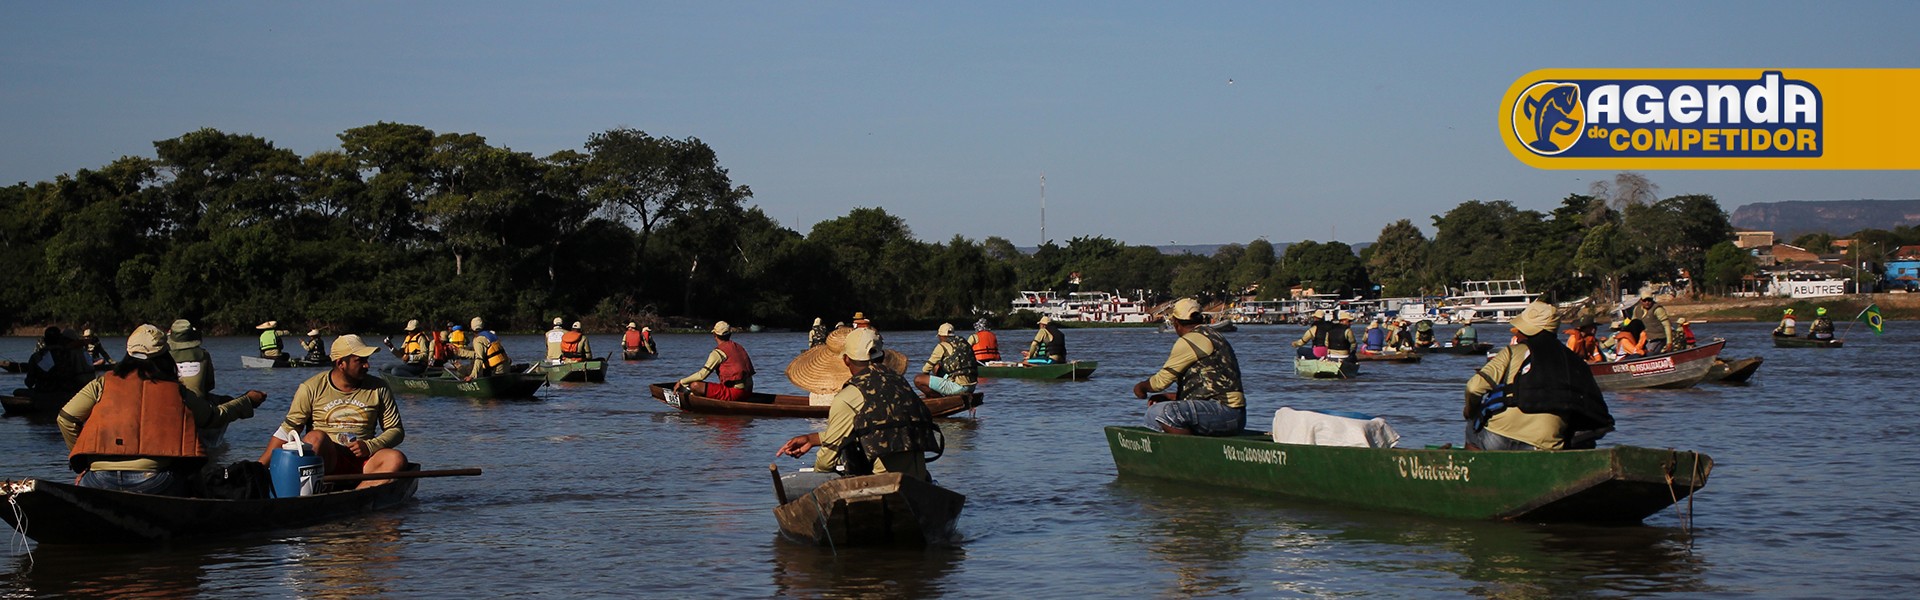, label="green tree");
[1366,220,1428,296]
[1701,241,1756,294]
